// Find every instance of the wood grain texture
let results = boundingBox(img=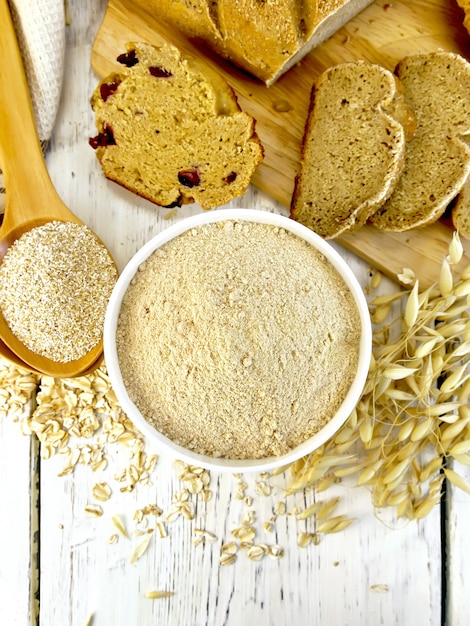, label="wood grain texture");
[2,1,468,625]
[446,461,470,626]
[0,409,39,626]
[35,2,444,625]
[90,0,470,288]
[38,450,443,626]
